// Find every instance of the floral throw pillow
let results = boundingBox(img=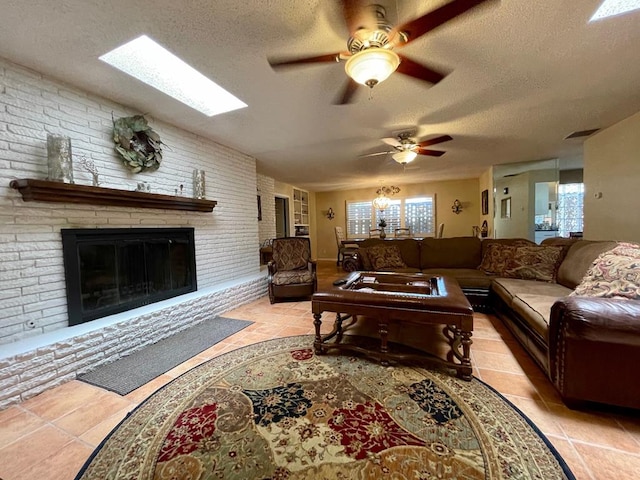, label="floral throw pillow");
[571,242,640,300]
[367,245,407,270]
[504,245,564,282]
[479,244,517,275]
